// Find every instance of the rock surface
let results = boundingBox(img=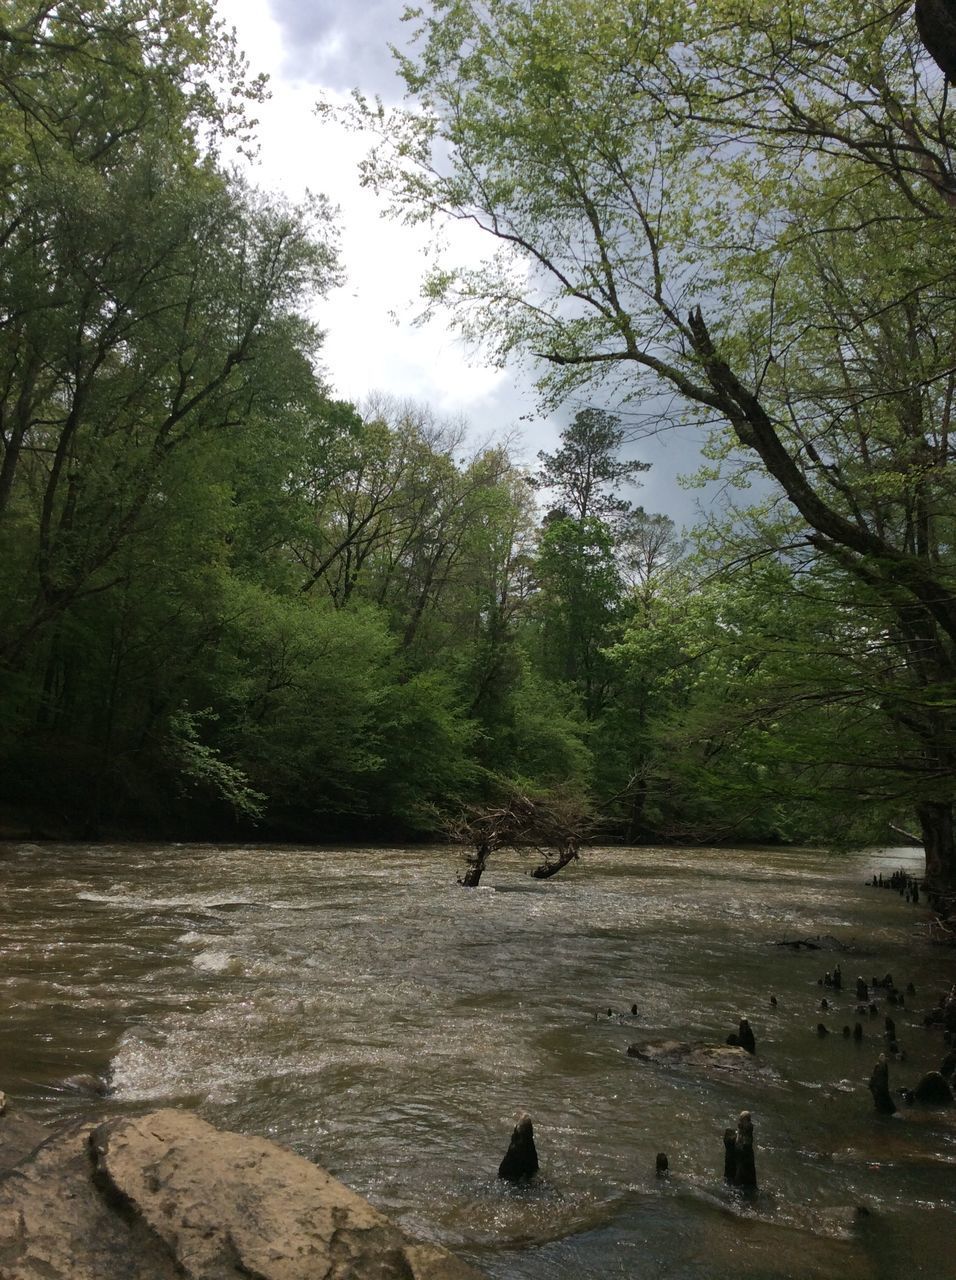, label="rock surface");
[0,1108,47,1176]
[626,1039,756,1075]
[0,1108,485,1280]
[911,1071,954,1106]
